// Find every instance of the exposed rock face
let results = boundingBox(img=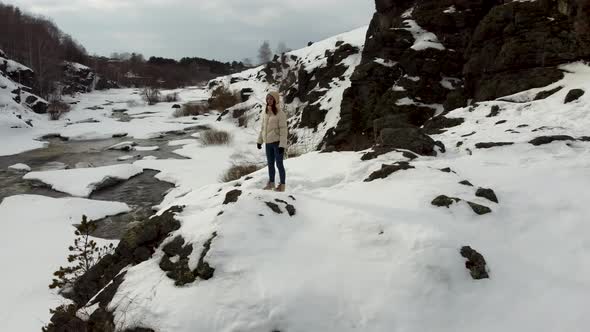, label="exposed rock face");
[324,0,590,151]
[46,206,184,331]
